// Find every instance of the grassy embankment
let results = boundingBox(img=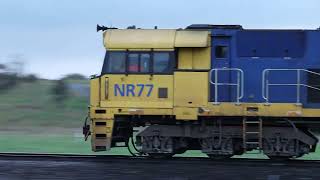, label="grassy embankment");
[0,80,320,159]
